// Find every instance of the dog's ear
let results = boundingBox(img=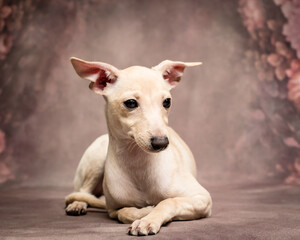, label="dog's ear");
[70,57,119,94]
[152,60,202,89]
